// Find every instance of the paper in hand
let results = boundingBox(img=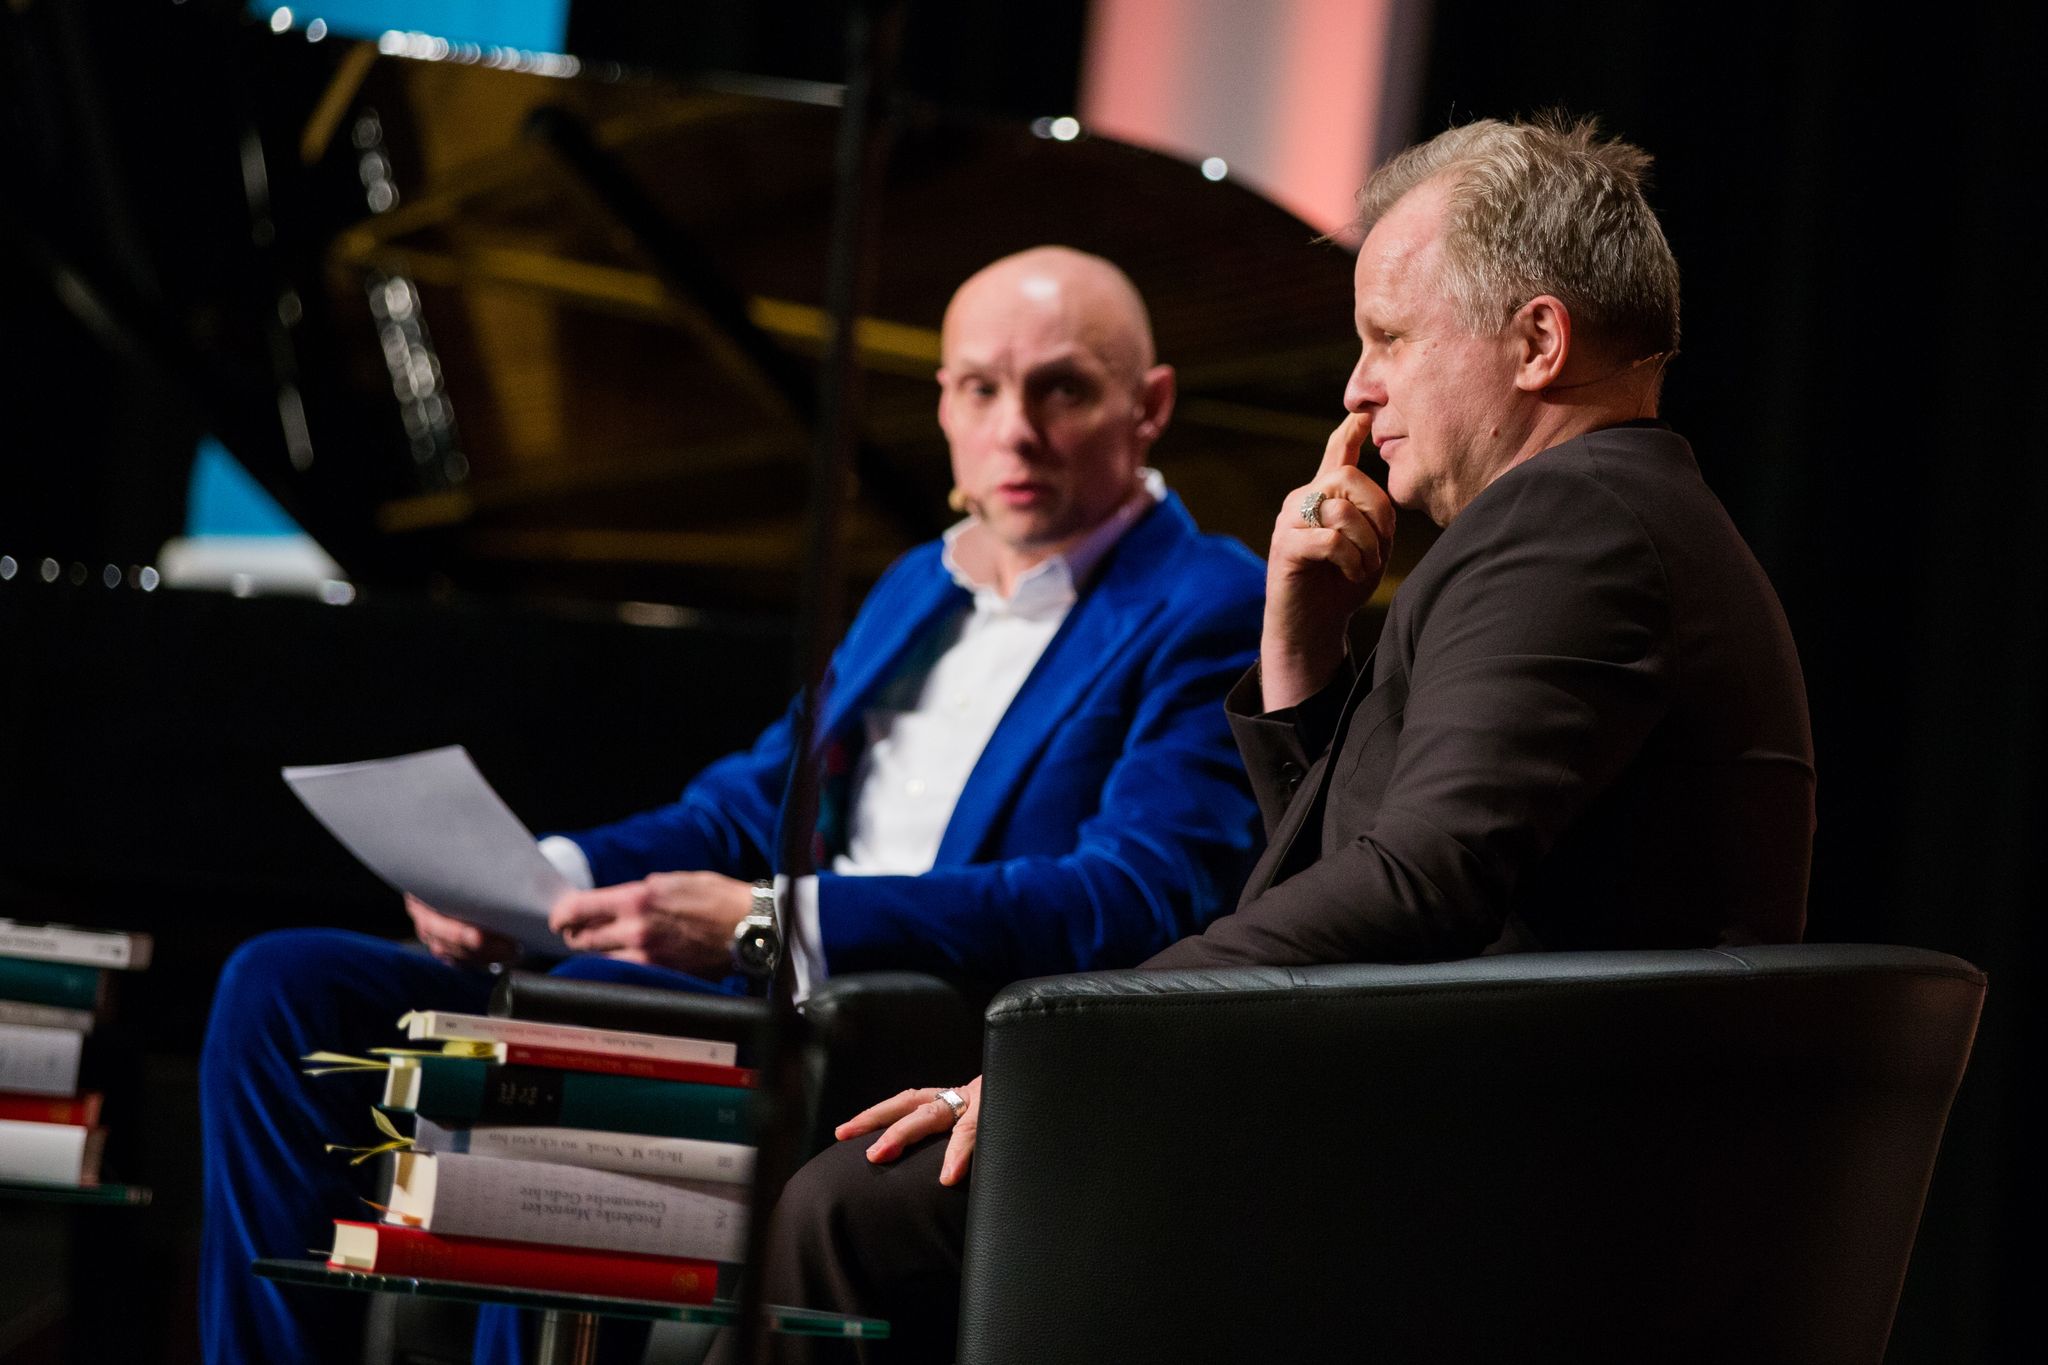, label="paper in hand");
[284,746,571,954]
